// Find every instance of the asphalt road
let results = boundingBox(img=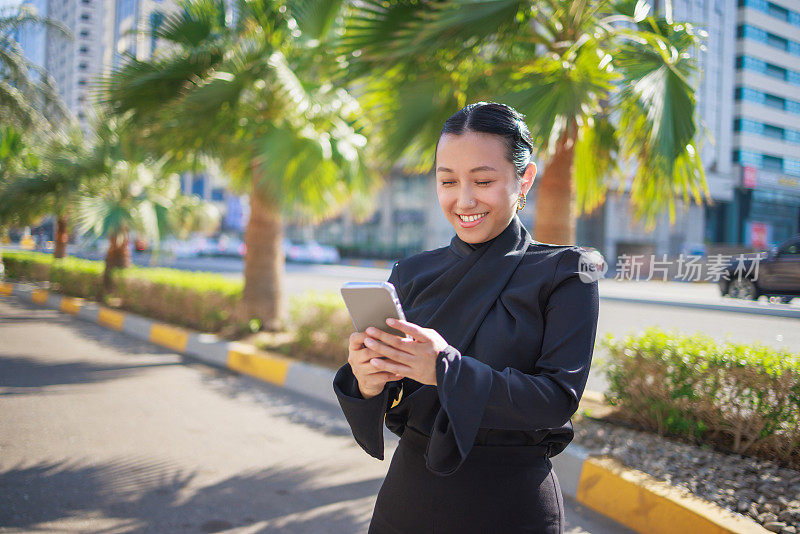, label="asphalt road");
[0,297,634,534]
